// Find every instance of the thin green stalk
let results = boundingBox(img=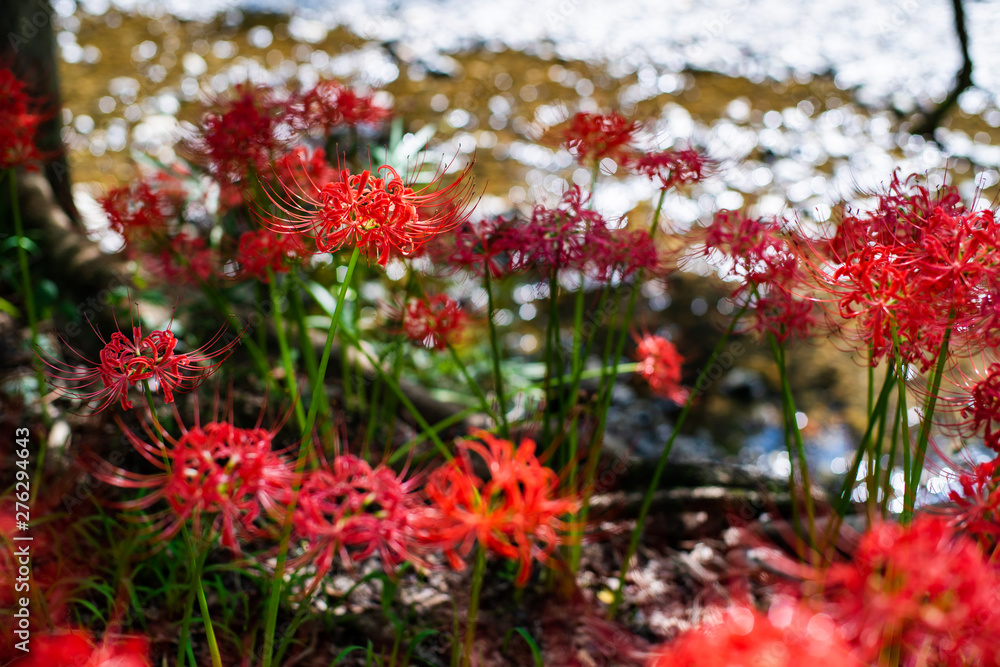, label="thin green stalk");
[261,248,361,667]
[201,284,272,389]
[542,273,561,445]
[268,271,306,432]
[189,536,223,667]
[463,547,488,667]
[881,381,904,516]
[768,334,816,549]
[903,320,953,521]
[609,301,748,617]
[483,267,509,437]
[390,405,479,465]
[446,343,500,426]
[176,554,197,667]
